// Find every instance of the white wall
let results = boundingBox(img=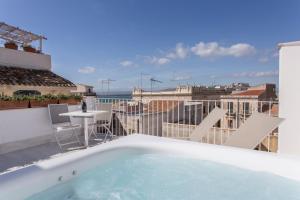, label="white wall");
[279,43,300,155]
[0,47,51,70]
[0,106,81,154]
